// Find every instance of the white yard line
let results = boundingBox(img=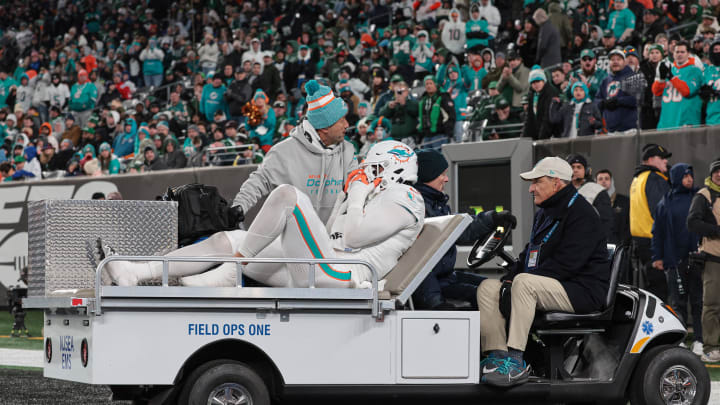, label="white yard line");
[0,348,43,368]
